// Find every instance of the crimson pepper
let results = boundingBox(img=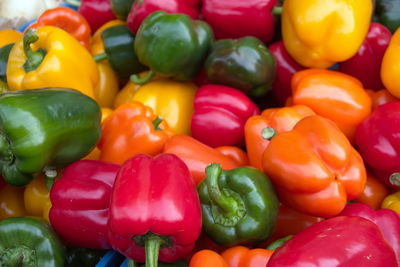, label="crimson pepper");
[268,41,305,105]
[339,22,391,91]
[127,0,201,34]
[49,160,119,249]
[108,154,201,267]
[191,84,260,148]
[201,0,278,43]
[356,102,400,189]
[79,0,117,32]
[267,216,397,266]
